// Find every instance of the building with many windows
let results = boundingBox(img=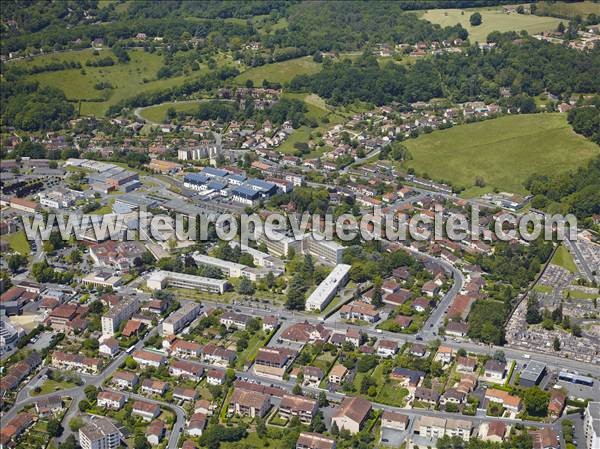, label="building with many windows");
[585,402,600,449]
[305,264,351,311]
[302,234,346,266]
[101,298,139,336]
[79,418,122,449]
[147,270,228,294]
[162,302,202,336]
